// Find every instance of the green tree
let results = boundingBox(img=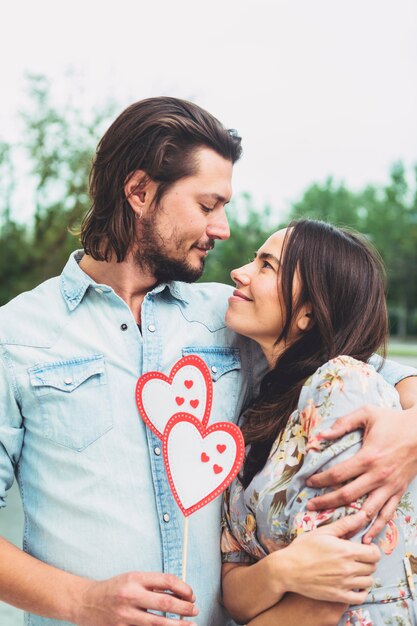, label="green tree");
[360,163,417,336]
[290,177,363,229]
[288,164,417,337]
[0,74,114,304]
